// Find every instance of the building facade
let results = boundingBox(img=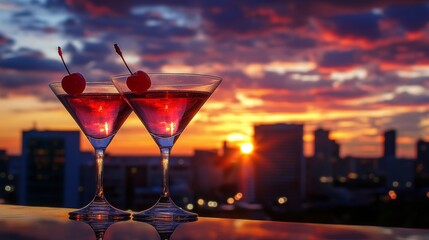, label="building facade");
[253,124,305,209]
[416,139,429,179]
[383,129,396,159]
[308,128,339,196]
[19,130,81,207]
